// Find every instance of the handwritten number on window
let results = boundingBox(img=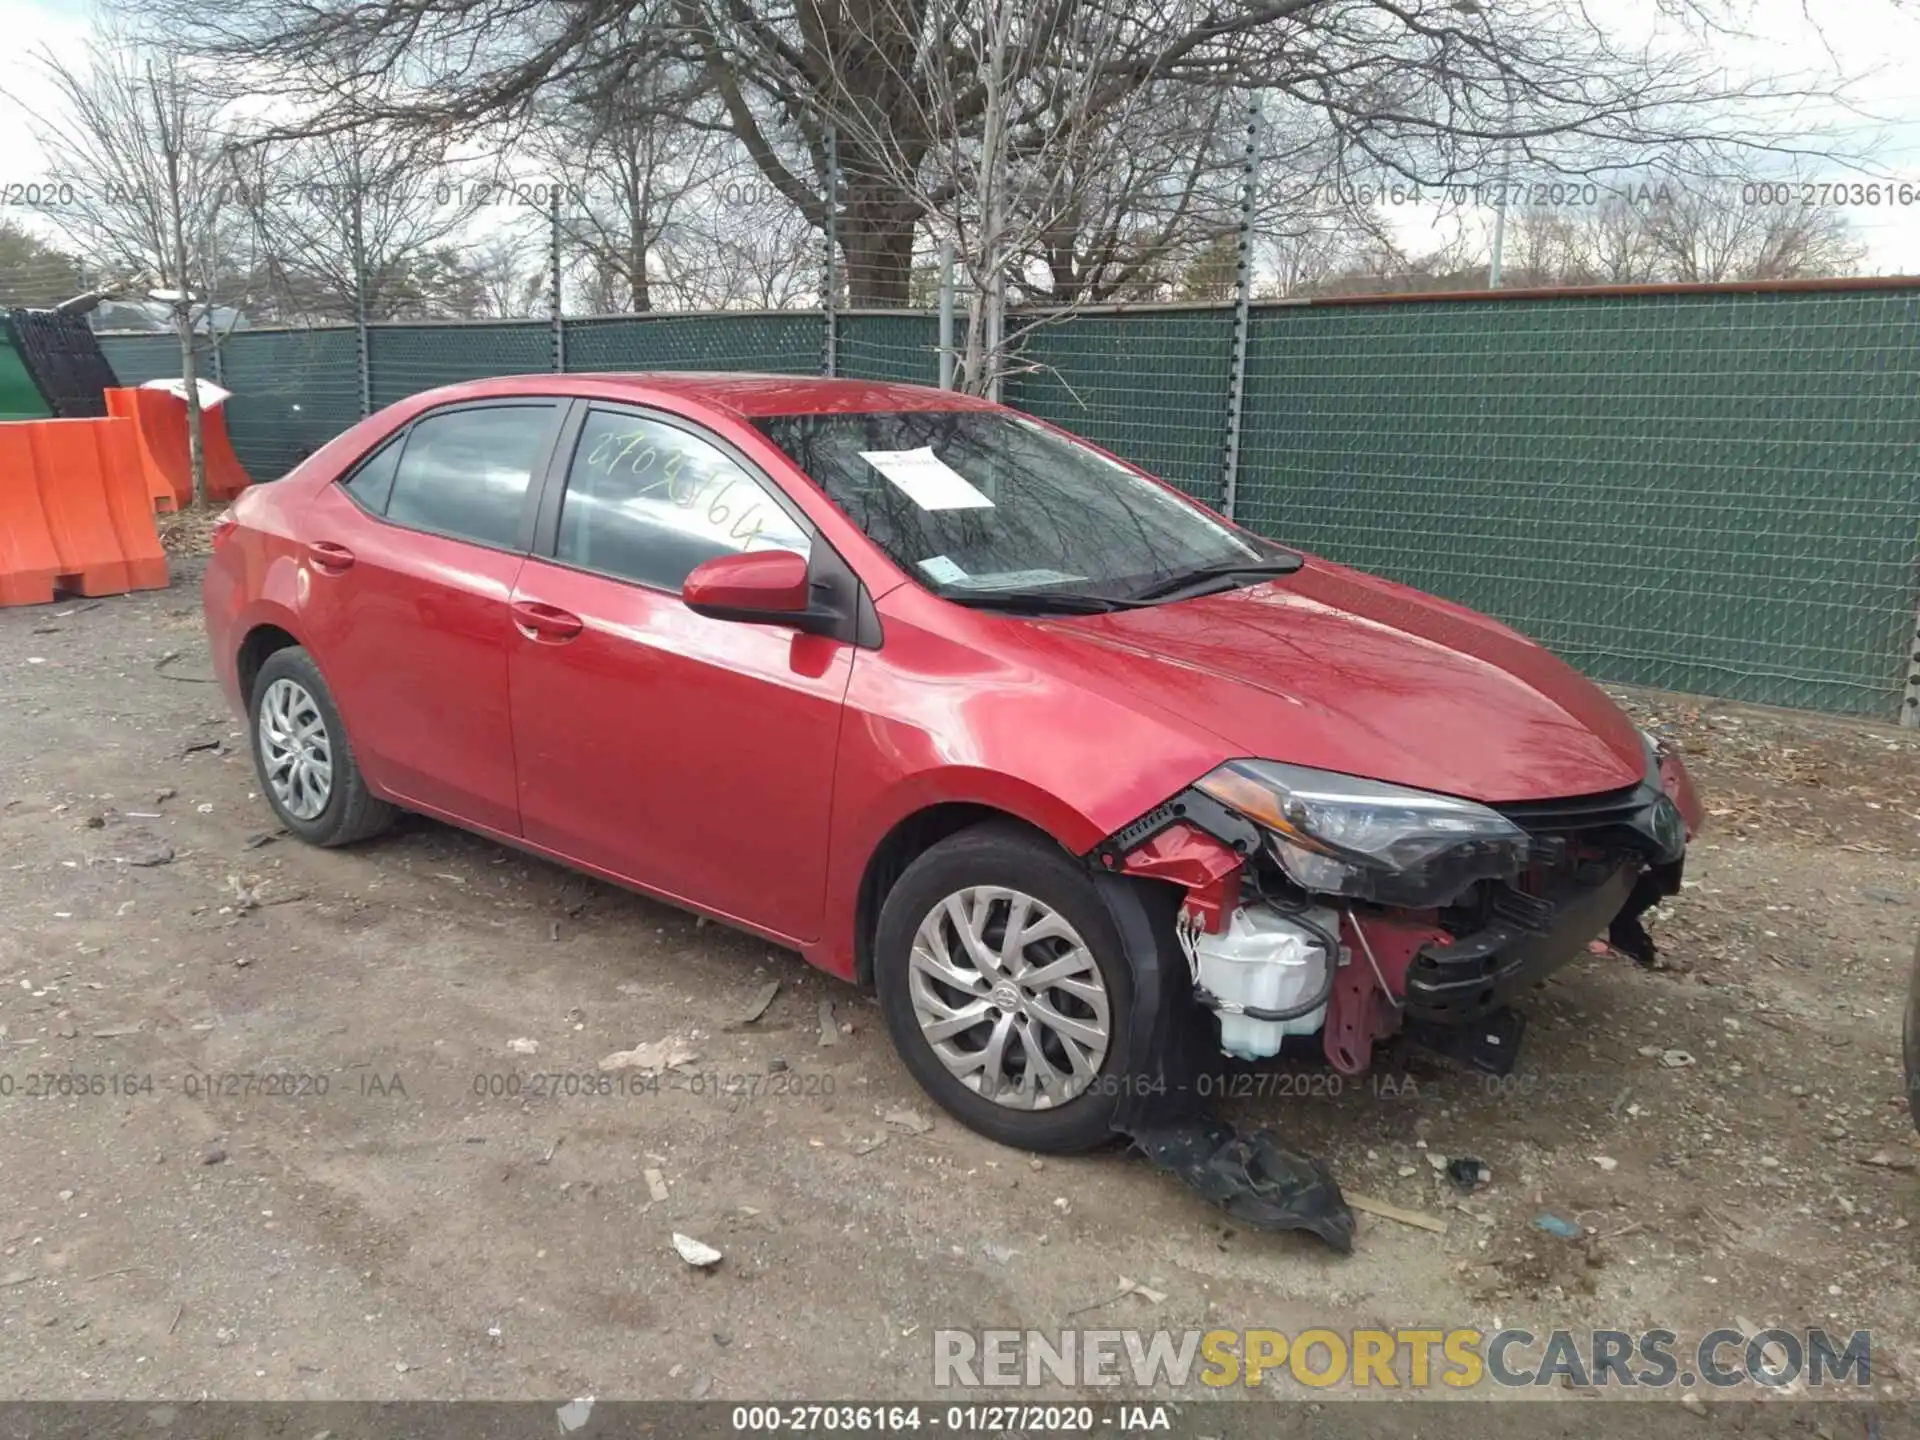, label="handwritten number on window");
[582,424,777,549]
